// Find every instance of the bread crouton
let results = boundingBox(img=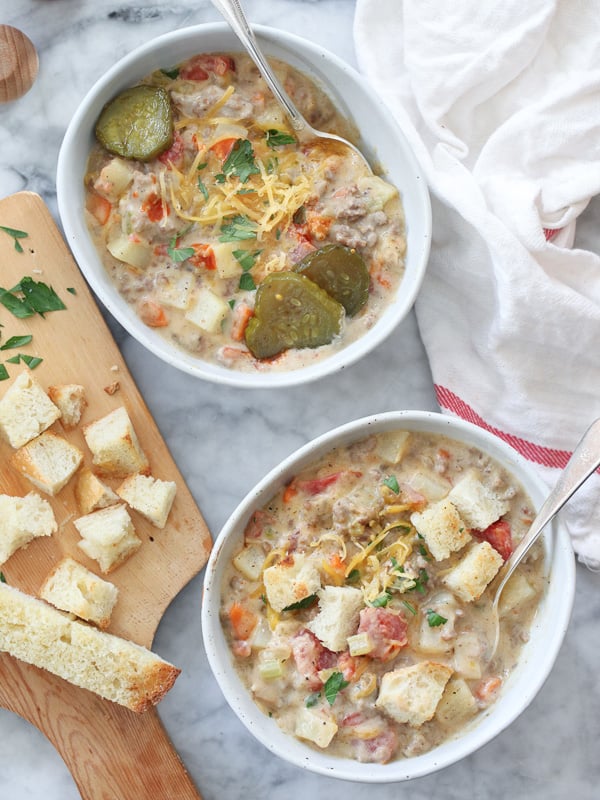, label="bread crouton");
[75,469,120,515]
[442,541,503,602]
[12,431,83,495]
[0,372,61,449]
[448,470,509,531]
[0,582,179,712]
[307,586,363,652]
[48,384,87,429]
[410,499,471,561]
[375,661,453,726]
[82,406,149,478]
[263,554,321,613]
[116,473,176,529]
[74,504,142,574]
[0,492,57,564]
[39,557,119,629]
